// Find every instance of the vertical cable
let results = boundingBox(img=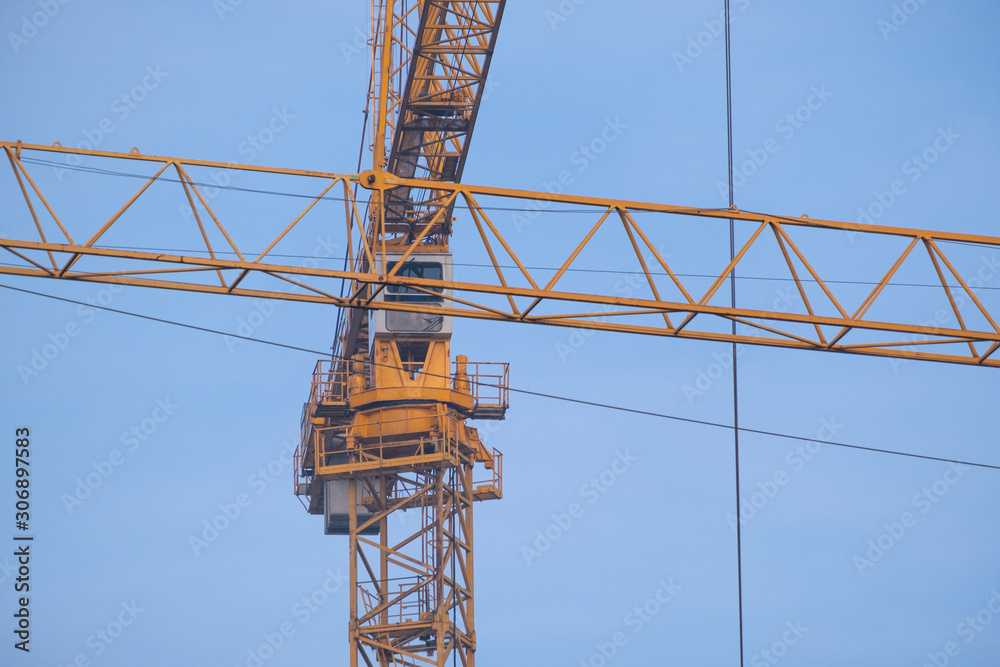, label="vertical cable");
[333,9,378,357]
[724,2,745,666]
